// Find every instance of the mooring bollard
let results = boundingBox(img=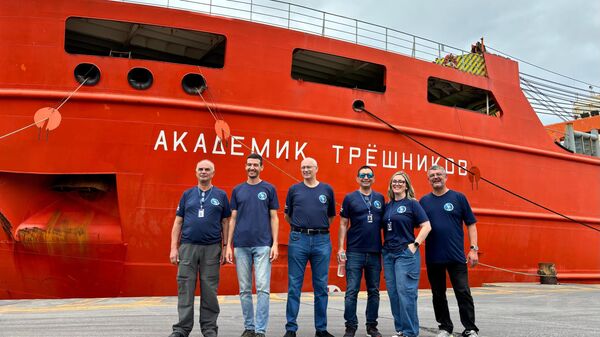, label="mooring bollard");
[538,262,558,285]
